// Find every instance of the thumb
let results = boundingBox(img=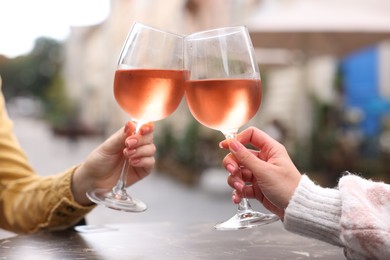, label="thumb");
[100,124,130,154]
